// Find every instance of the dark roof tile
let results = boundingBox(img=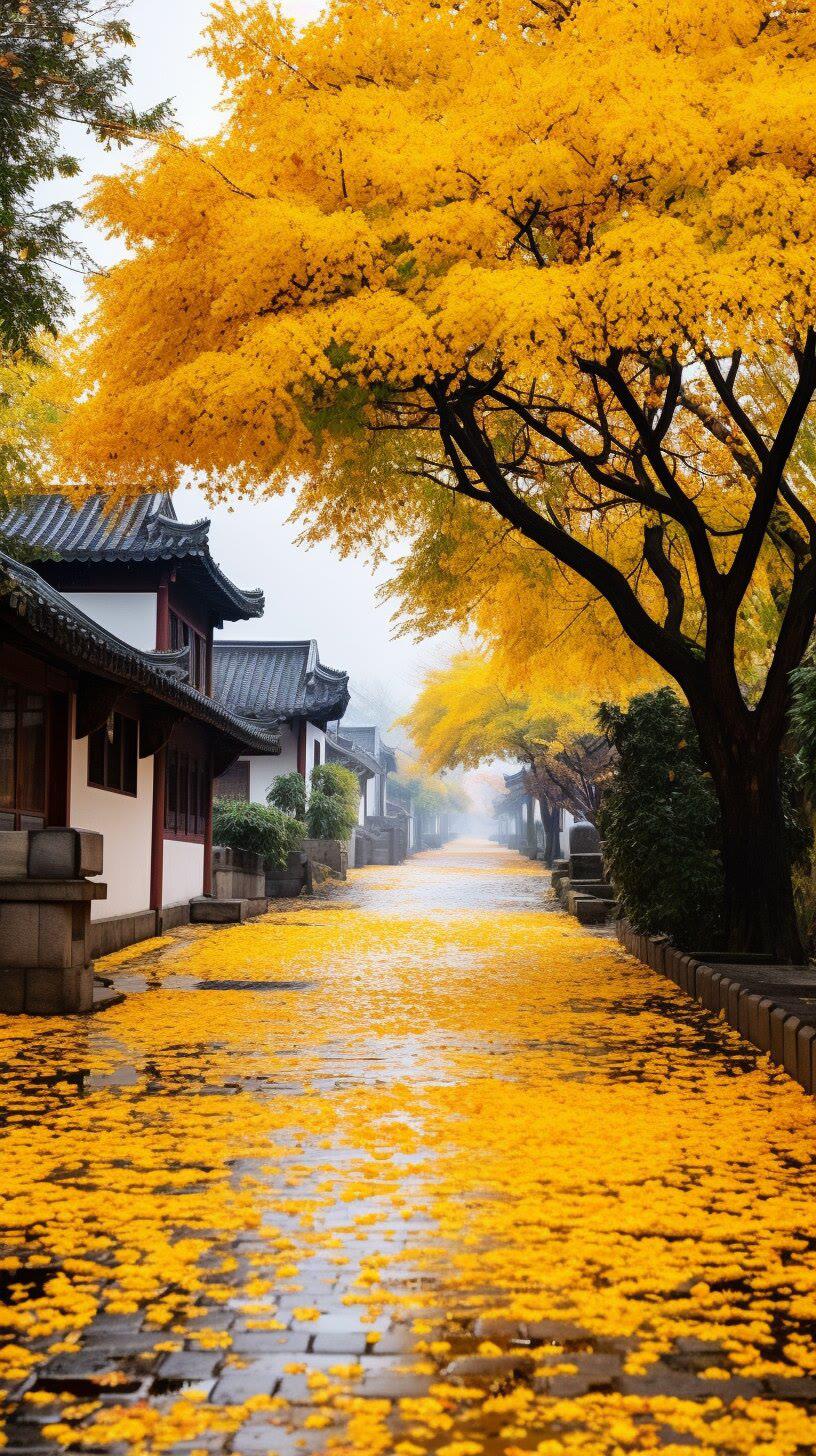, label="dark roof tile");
[0,550,280,755]
[212,641,350,726]
[0,493,264,622]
